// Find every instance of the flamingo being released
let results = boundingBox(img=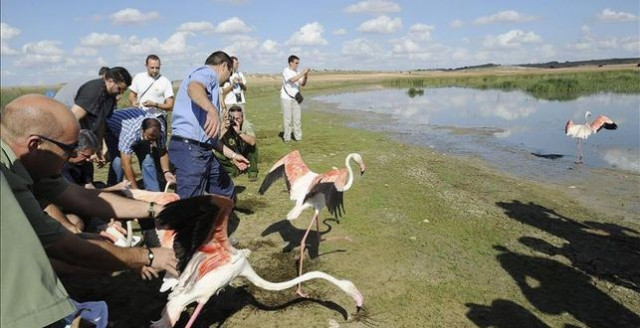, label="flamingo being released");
[565,111,617,163]
[151,195,364,328]
[258,150,365,297]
